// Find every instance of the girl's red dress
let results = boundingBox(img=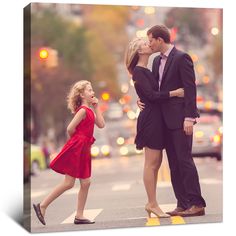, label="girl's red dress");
[50,106,95,179]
